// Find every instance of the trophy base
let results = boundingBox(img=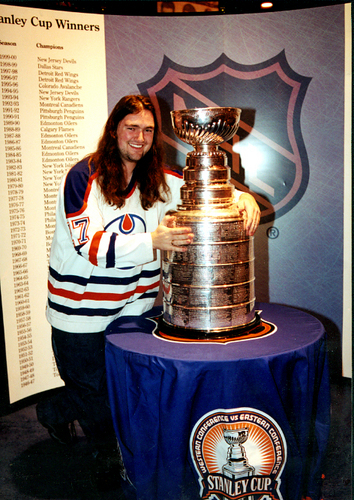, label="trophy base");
[158,312,261,340]
[222,463,255,479]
